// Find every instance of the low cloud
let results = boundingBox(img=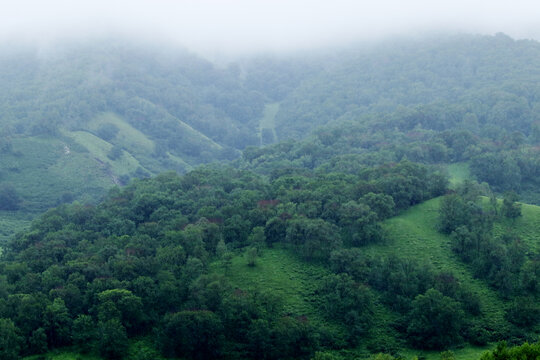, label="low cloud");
[1,0,540,56]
